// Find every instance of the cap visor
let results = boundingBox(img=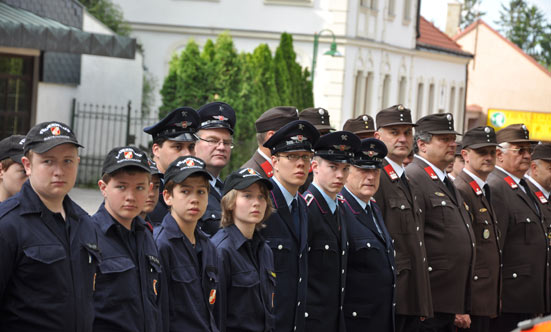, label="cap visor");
[428,130,462,135]
[466,142,499,149]
[167,132,197,142]
[9,153,24,164]
[27,140,83,154]
[200,123,234,134]
[170,168,212,184]
[502,139,539,144]
[224,177,273,196]
[379,121,417,128]
[353,162,383,169]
